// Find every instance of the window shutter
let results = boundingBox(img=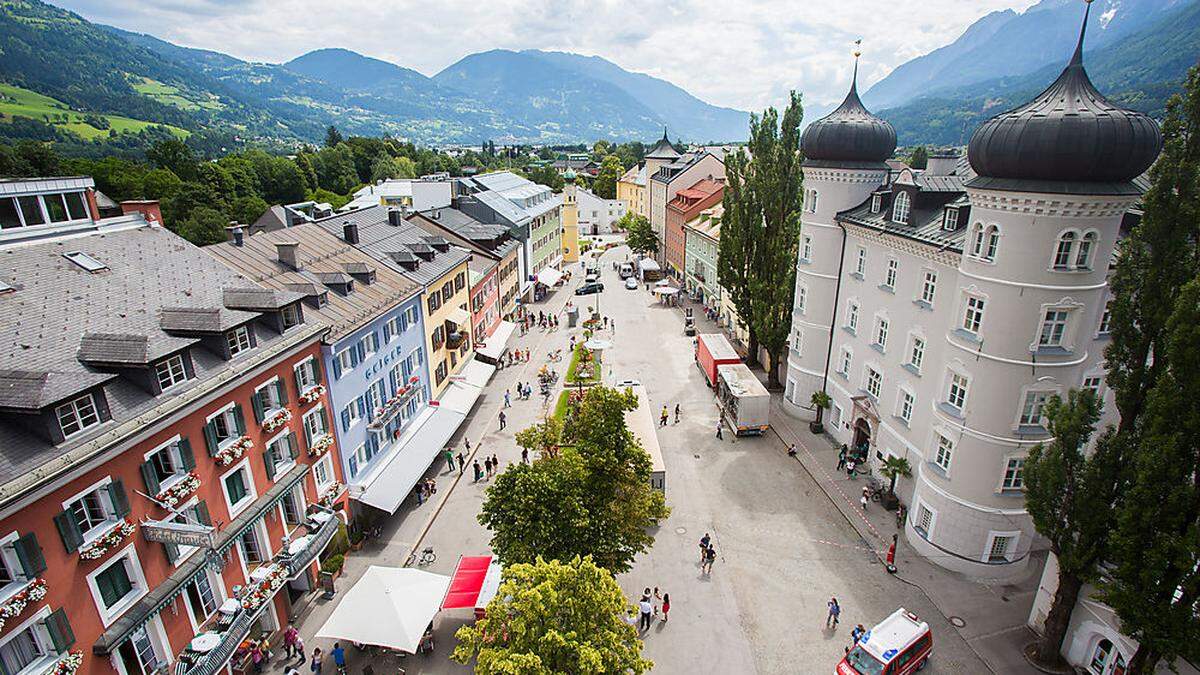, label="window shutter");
[164,542,180,565]
[203,421,219,456]
[195,500,211,526]
[382,322,392,344]
[232,403,246,435]
[250,390,265,424]
[288,432,299,460]
[331,356,342,381]
[276,379,288,406]
[340,408,351,433]
[178,438,196,471]
[247,327,258,348]
[13,532,46,576]
[44,608,75,652]
[354,341,366,364]
[108,479,130,519]
[303,417,313,447]
[320,408,331,436]
[52,511,83,554]
[140,460,161,496]
[263,450,276,481]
